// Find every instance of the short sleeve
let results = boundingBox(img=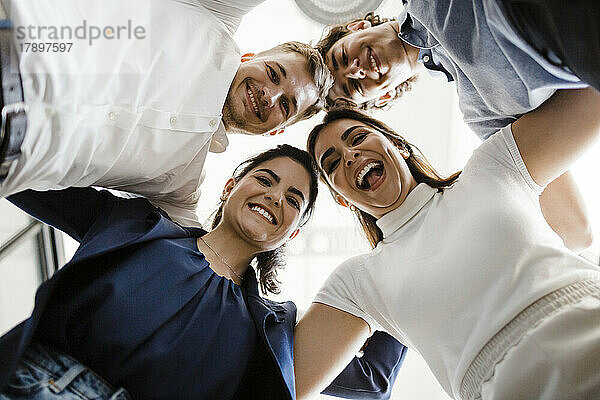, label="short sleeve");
[465,125,545,196]
[500,125,545,193]
[314,255,381,333]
